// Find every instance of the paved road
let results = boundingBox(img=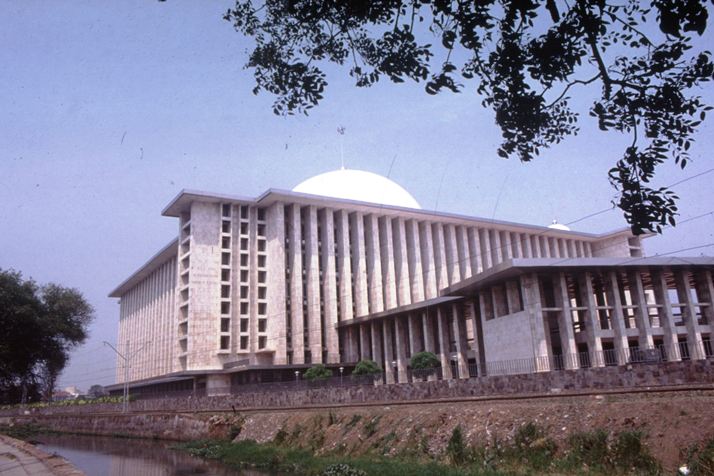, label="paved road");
[0,435,83,476]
